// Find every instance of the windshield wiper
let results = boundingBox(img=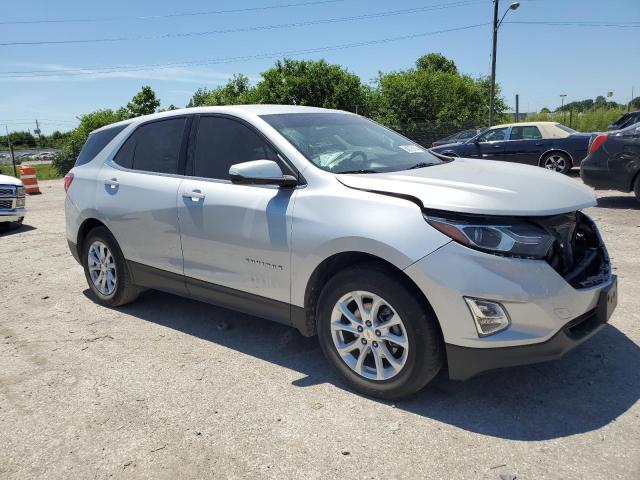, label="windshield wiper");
[337,169,381,174]
[405,162,434,170]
